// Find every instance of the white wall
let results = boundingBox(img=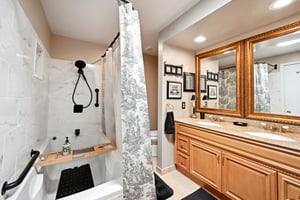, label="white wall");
[157,0,231,171]
[47,59,104,138]
[0,0,49,194]
[158,44,195,170]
